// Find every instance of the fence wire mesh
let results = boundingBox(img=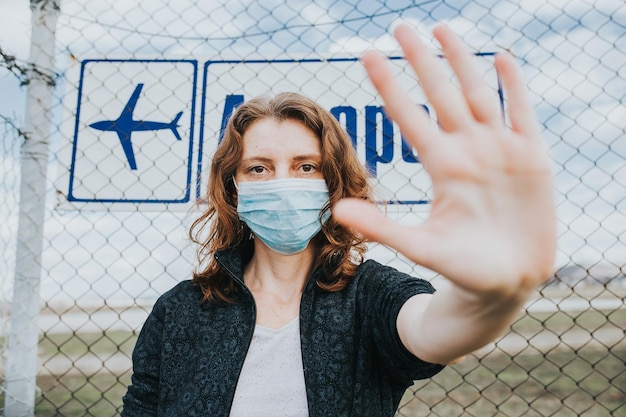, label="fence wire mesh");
[1,0,625,416]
